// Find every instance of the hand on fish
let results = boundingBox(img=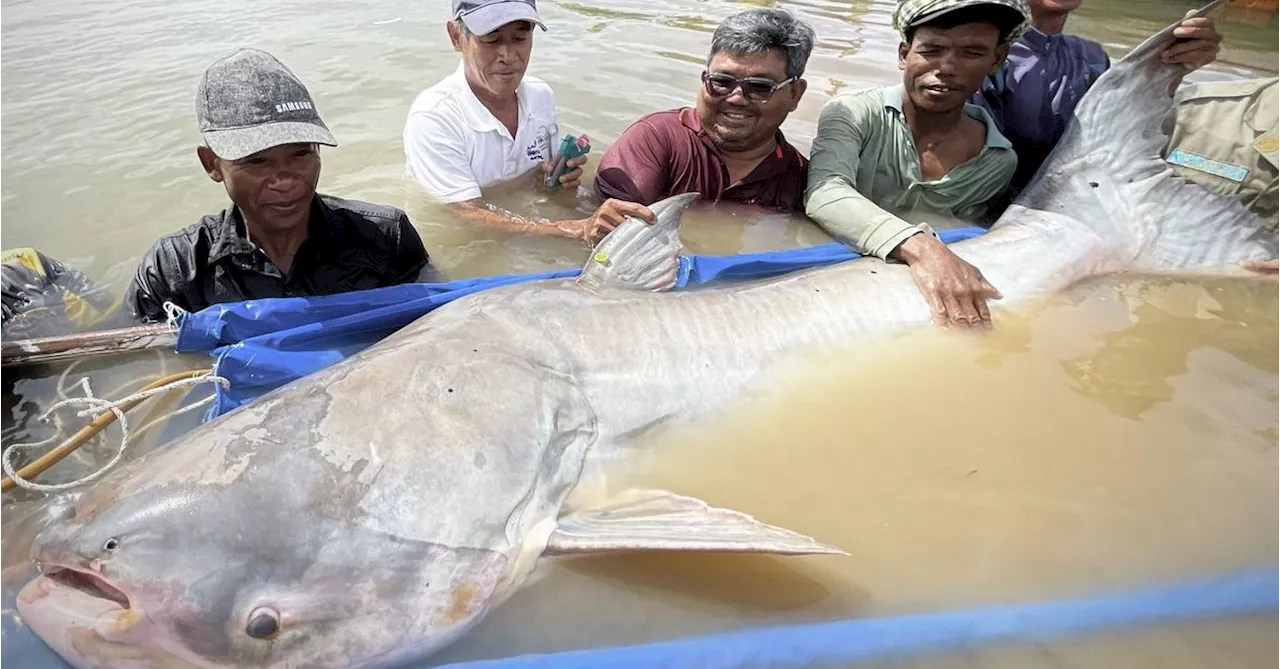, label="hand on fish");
[567,198,657,245]
[892,233,1002,330]
[1241,258,1279,280]
[1162,12,1221,71]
